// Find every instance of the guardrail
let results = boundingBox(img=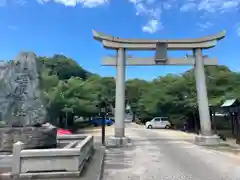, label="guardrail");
[1,134,94,179]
